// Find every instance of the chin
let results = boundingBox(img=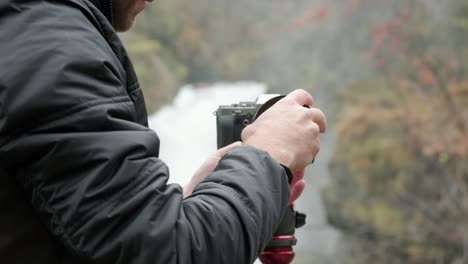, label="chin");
[114,19,136,32]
